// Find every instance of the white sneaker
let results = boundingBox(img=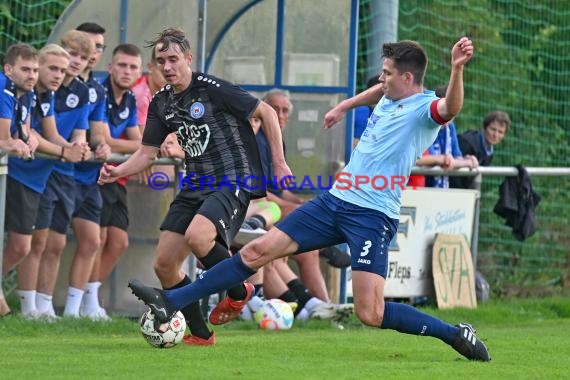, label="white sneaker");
[310,302,337,319]
[334,303,354,322]
[22,310,42,320]
[233,224,266,246]
[36,309,60,322]
[82,307,112,322]
[310,302,354,321]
